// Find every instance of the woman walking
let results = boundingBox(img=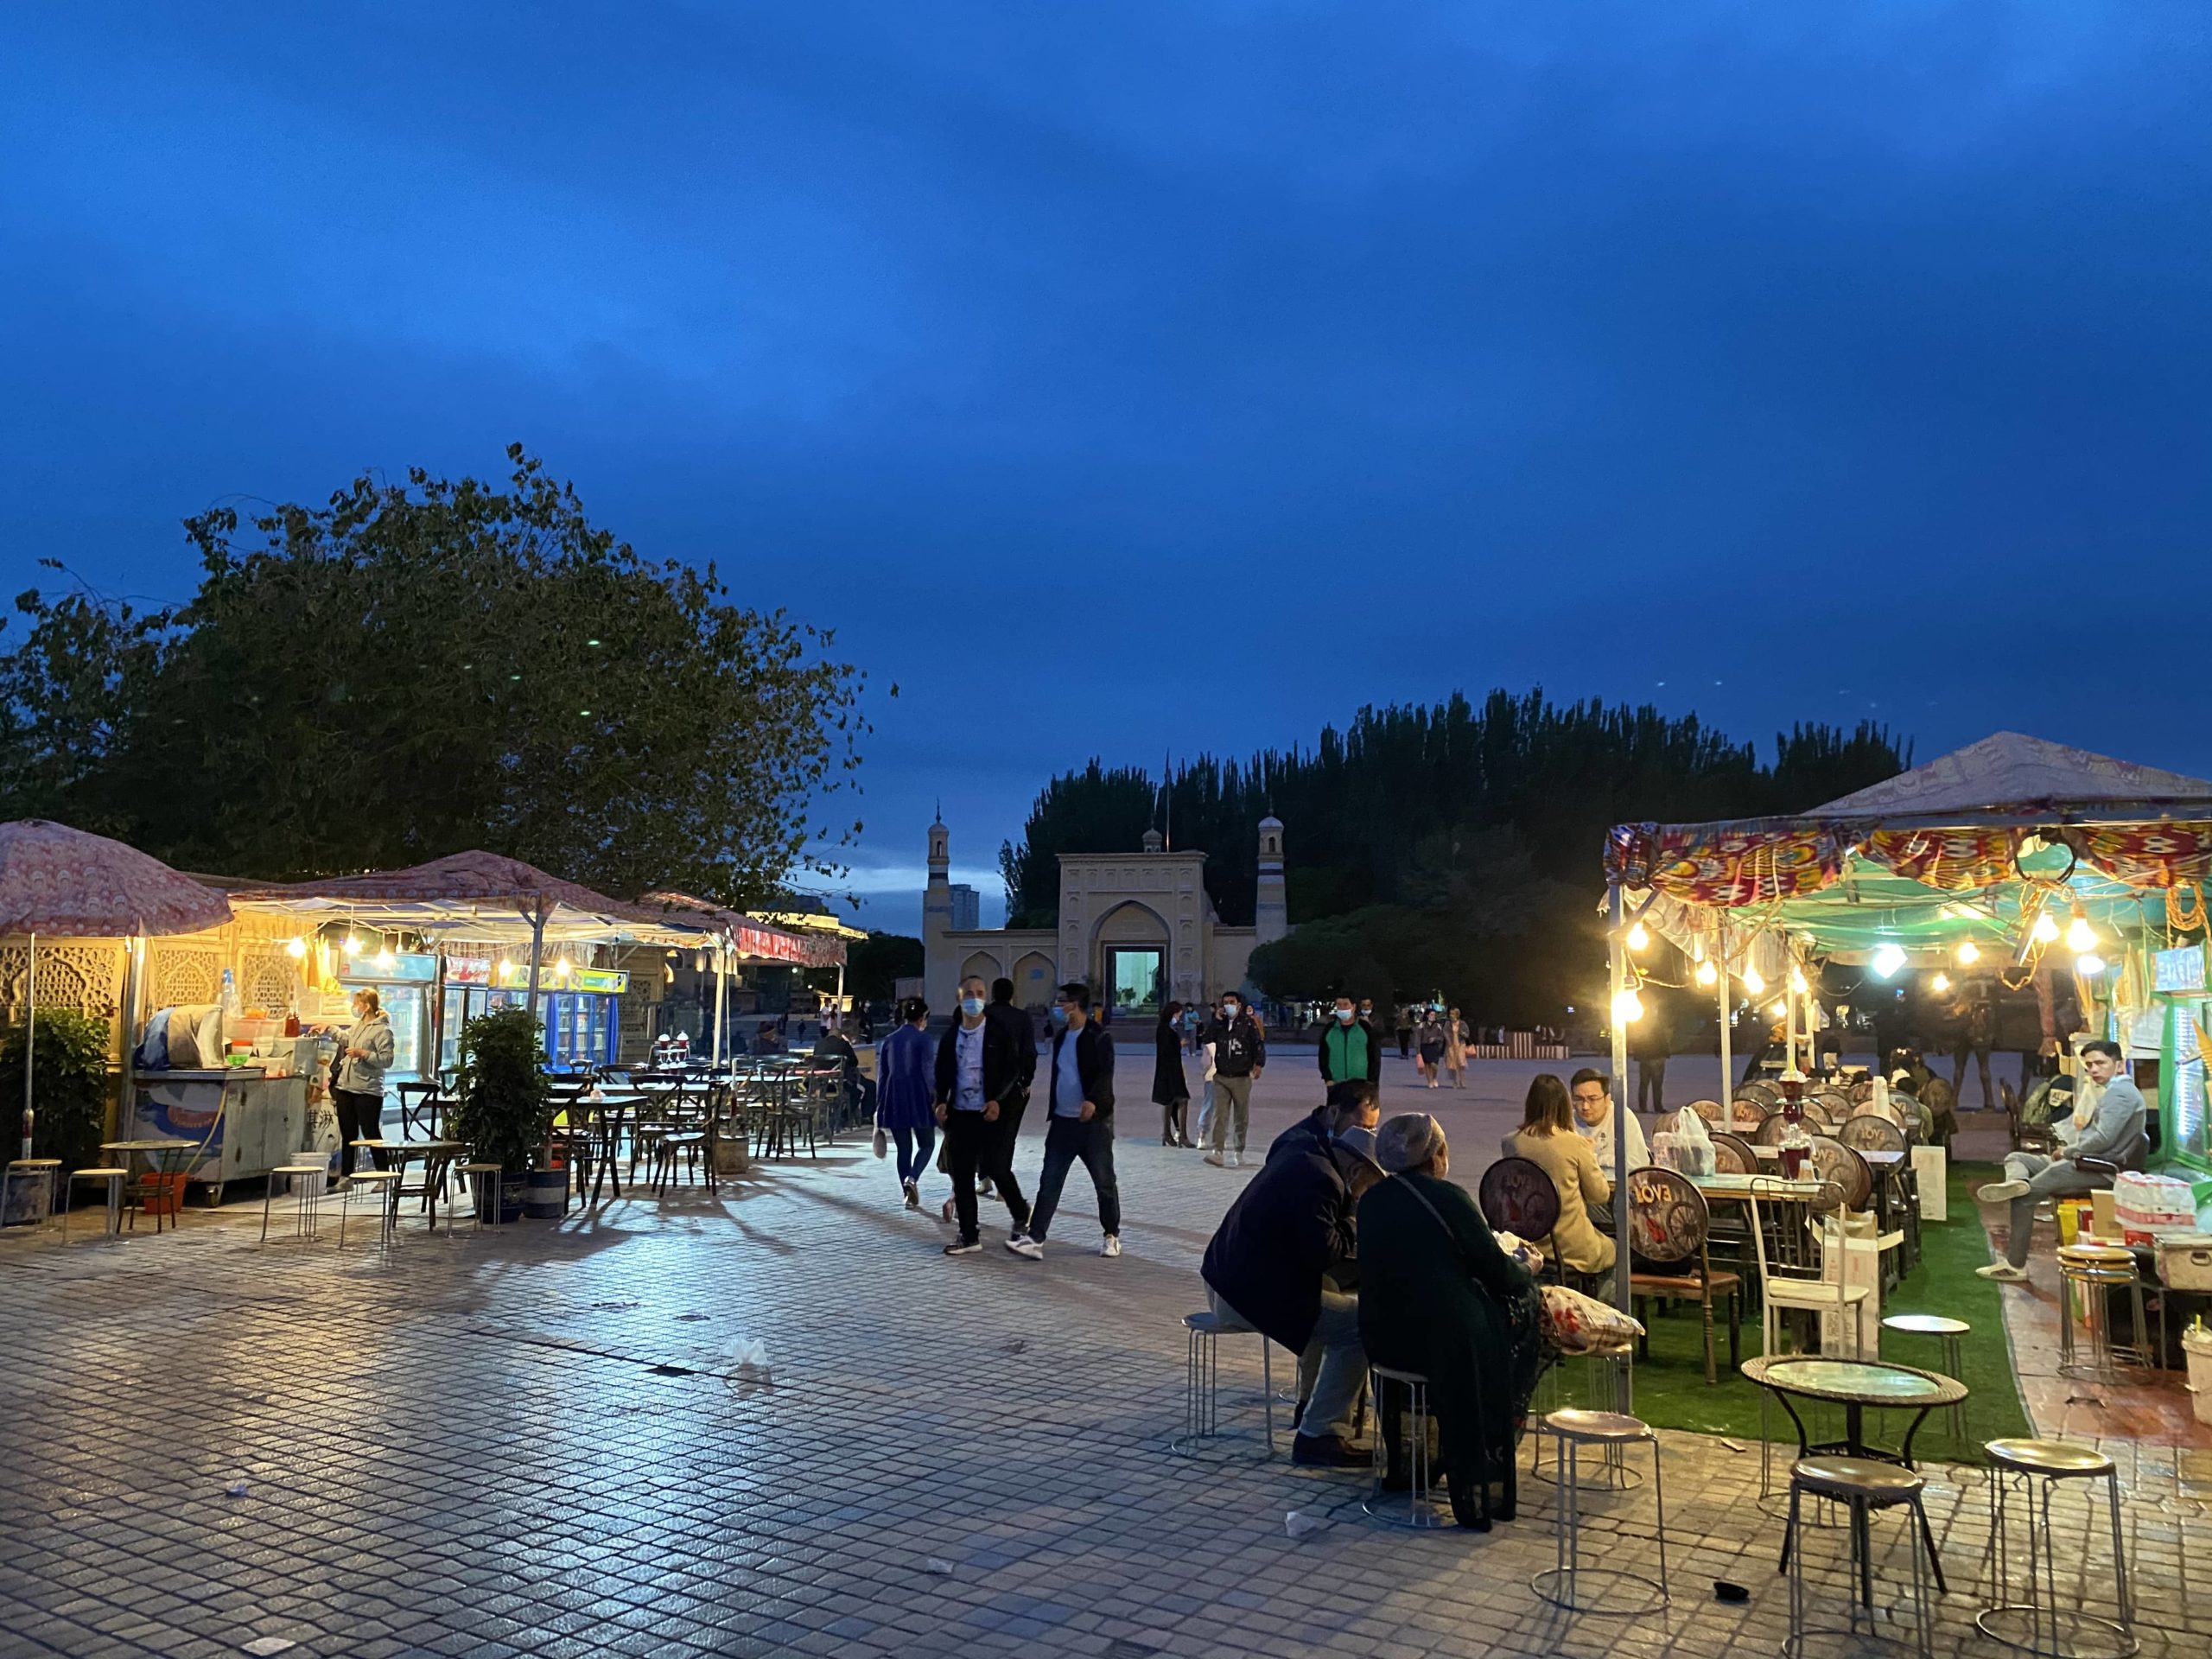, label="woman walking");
[1415,1007,1446,1090]
[1443,1006,1470,1090]
[1154,1001,1194,1147]
[874,996,937,1210]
